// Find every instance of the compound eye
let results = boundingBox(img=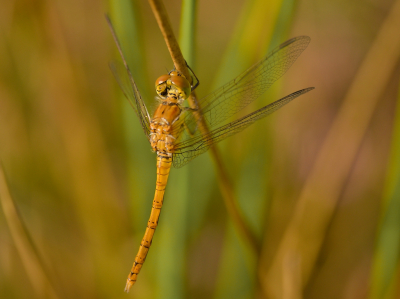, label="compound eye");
[170,75,191,99]
[155,74,171,98]
[155,74,171,87]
